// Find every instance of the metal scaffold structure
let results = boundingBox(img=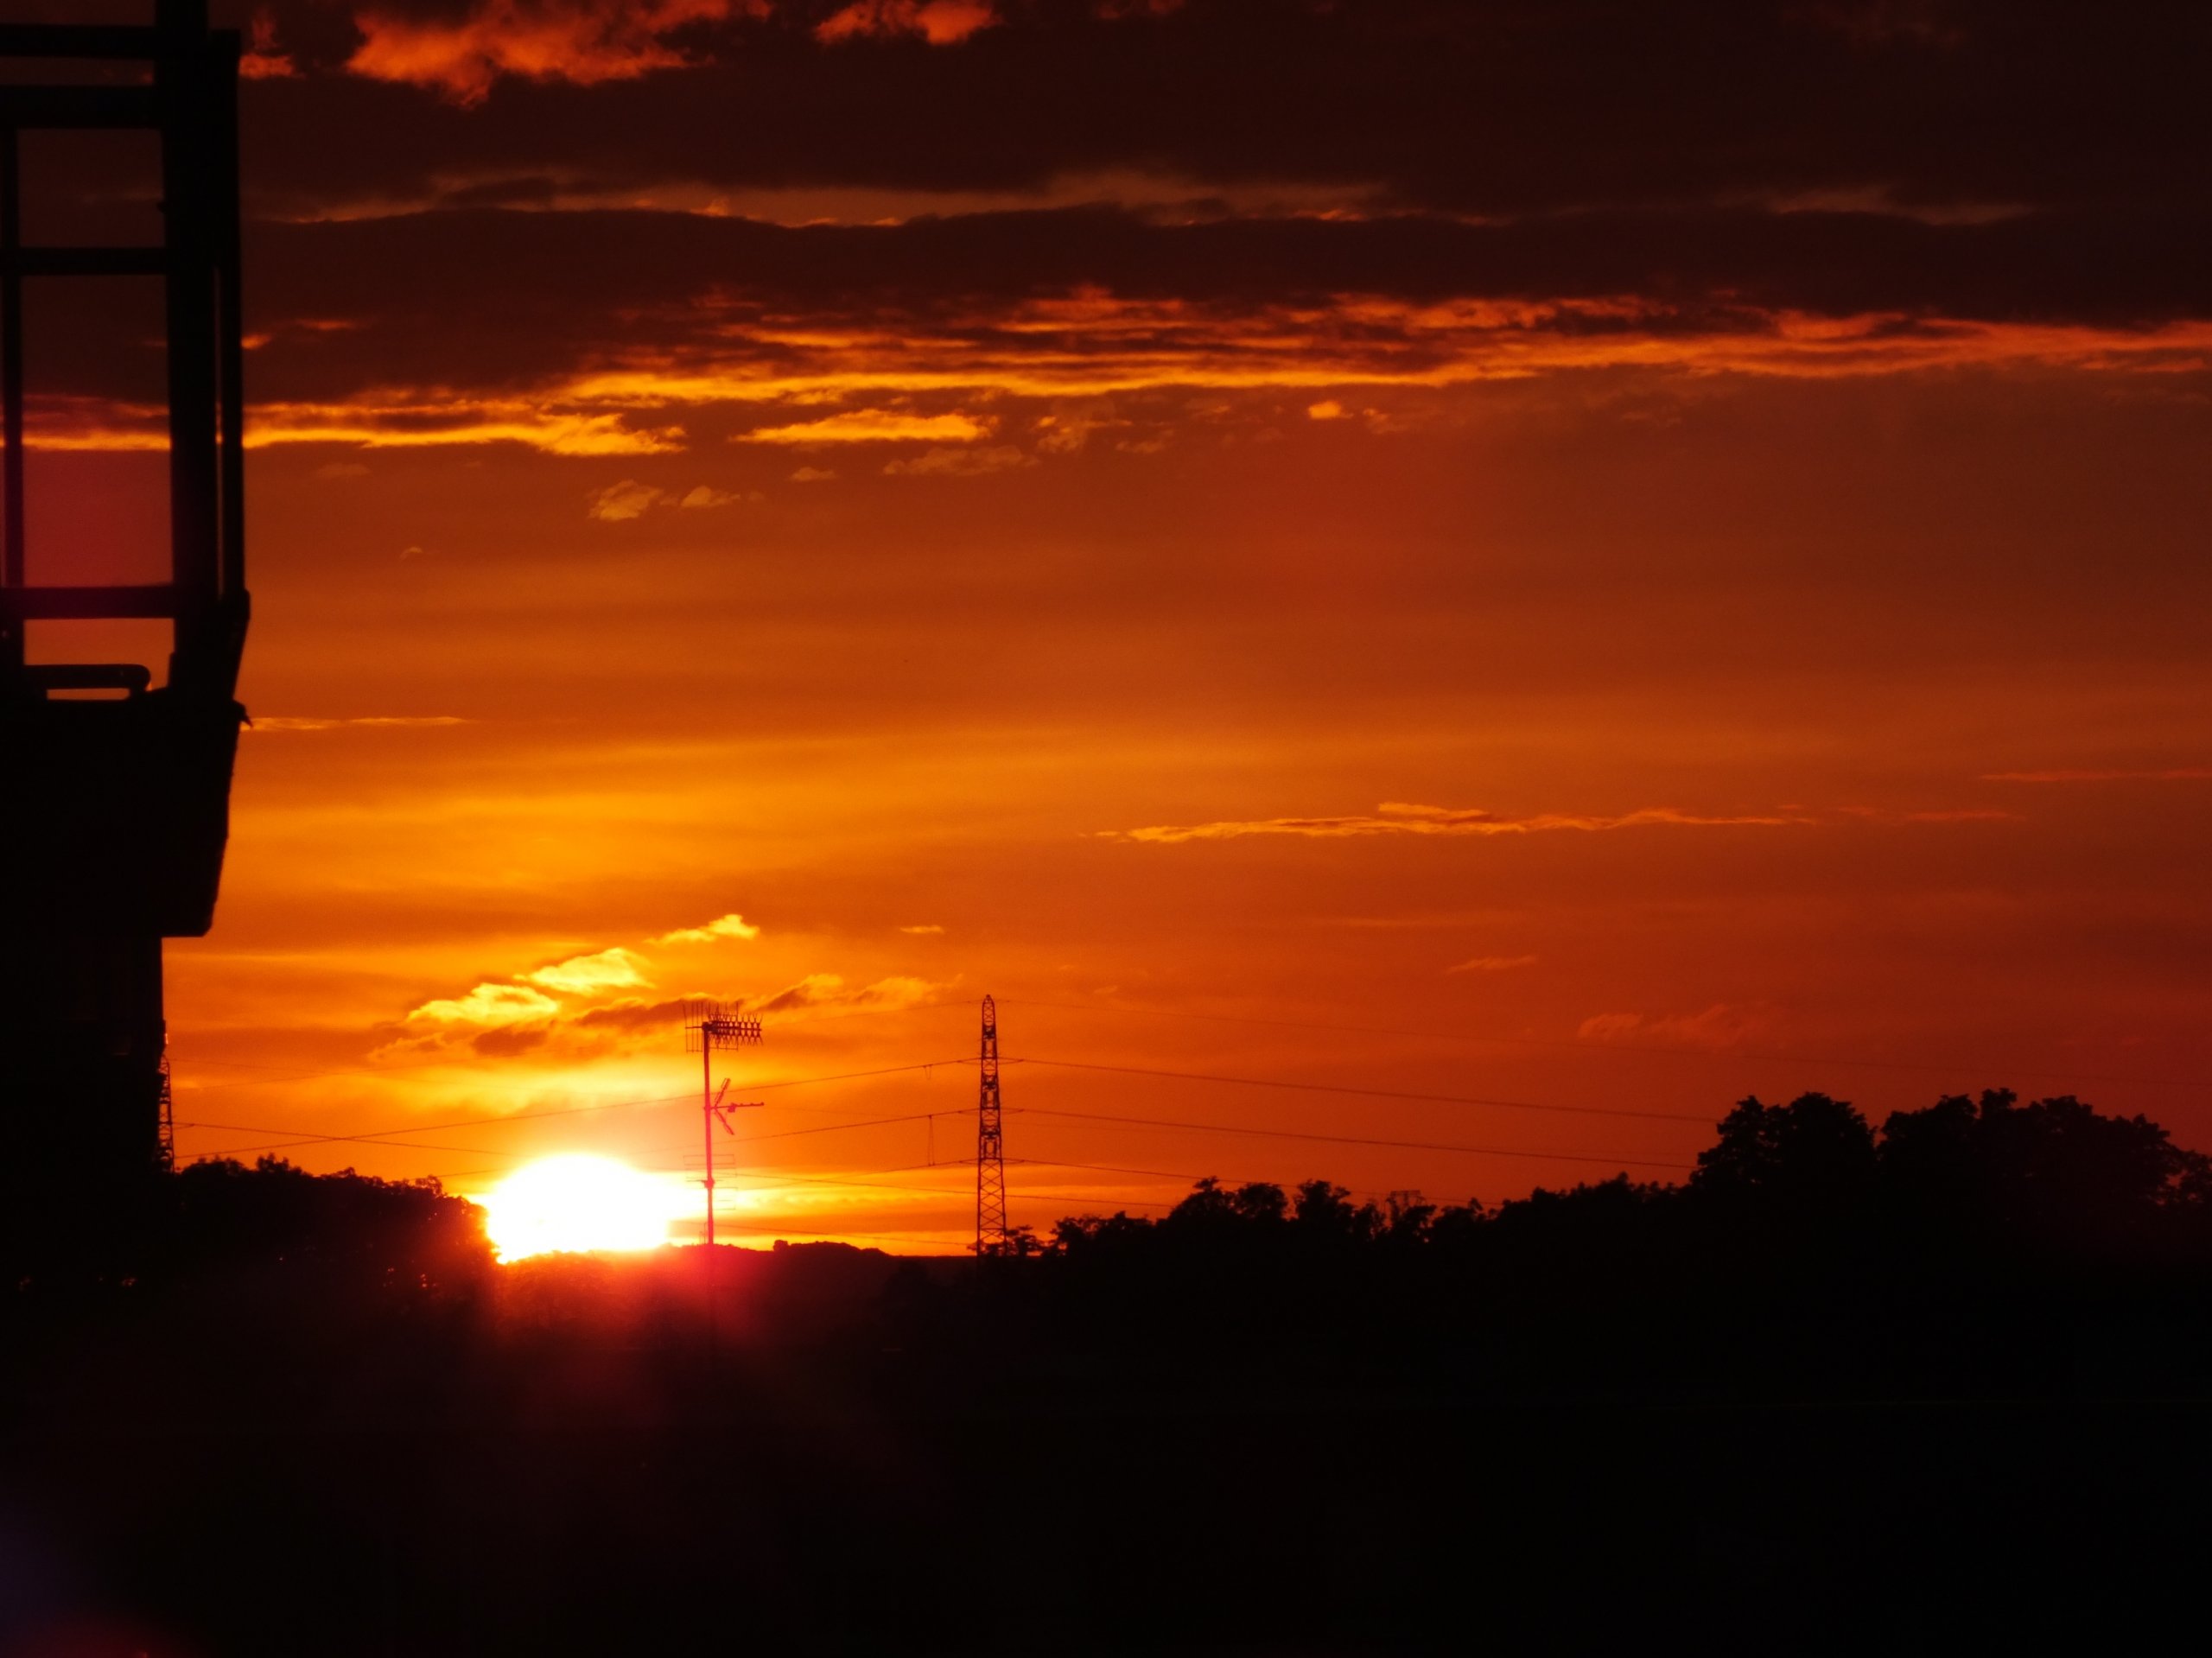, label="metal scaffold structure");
[0,2,250,1231]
